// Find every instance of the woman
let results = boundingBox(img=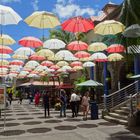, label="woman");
[81,91,90,120]
[35,92,40,106]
